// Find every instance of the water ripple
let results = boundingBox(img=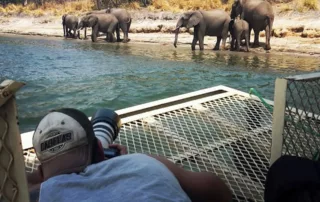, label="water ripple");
[0,34,319,133]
